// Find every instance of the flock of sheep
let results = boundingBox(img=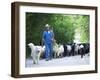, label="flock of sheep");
[28,42,90,64]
